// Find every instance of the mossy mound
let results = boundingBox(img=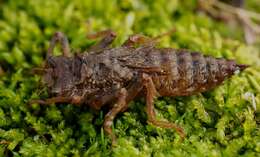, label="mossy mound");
[0,0,259,156]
